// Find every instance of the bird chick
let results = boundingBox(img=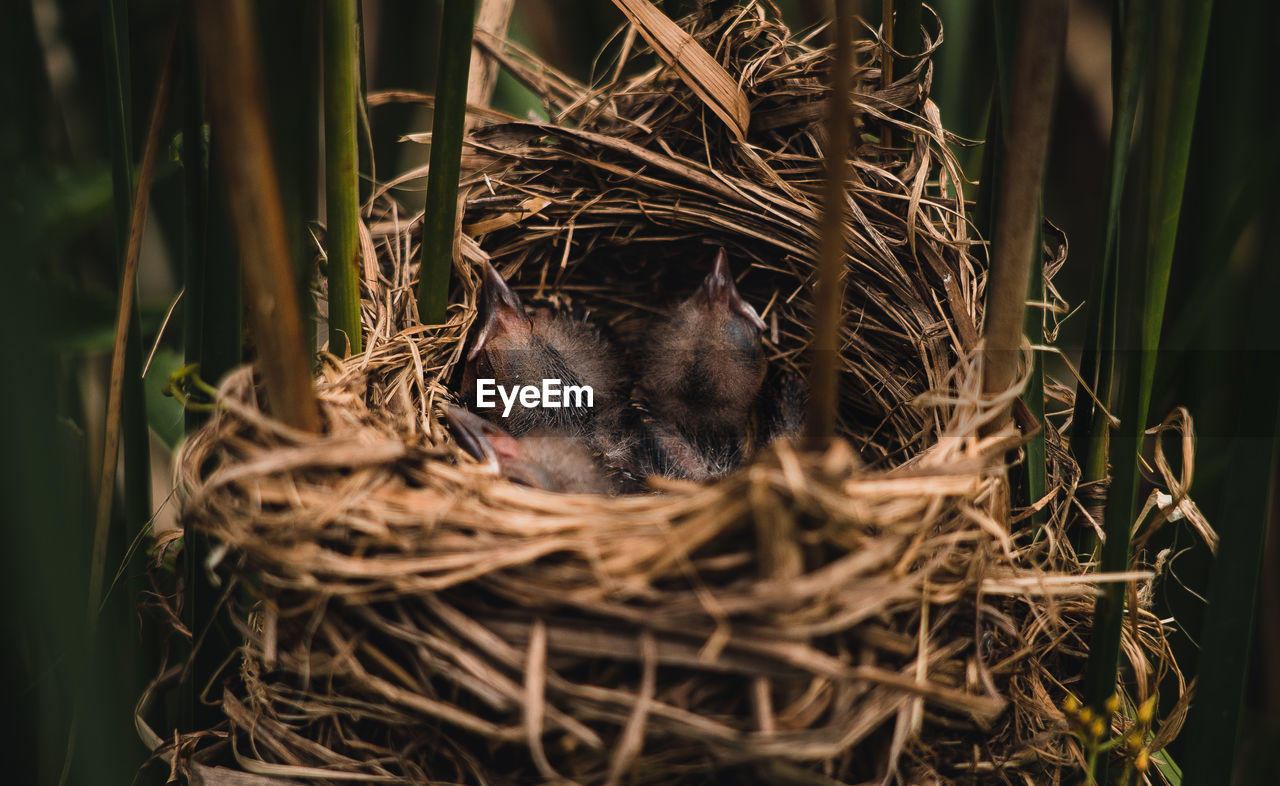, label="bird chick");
[635,248,767,481]
[443,404,618,494]
[462,260,632,472]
